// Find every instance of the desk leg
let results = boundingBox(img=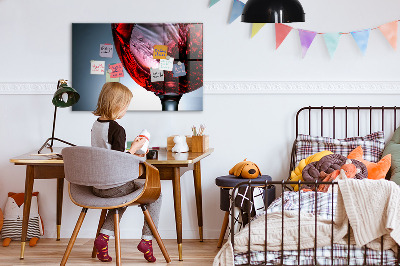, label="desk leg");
[172,167,183,261]
[20,165,35,259]
[56,178,64,241]
[193,161,203,242]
